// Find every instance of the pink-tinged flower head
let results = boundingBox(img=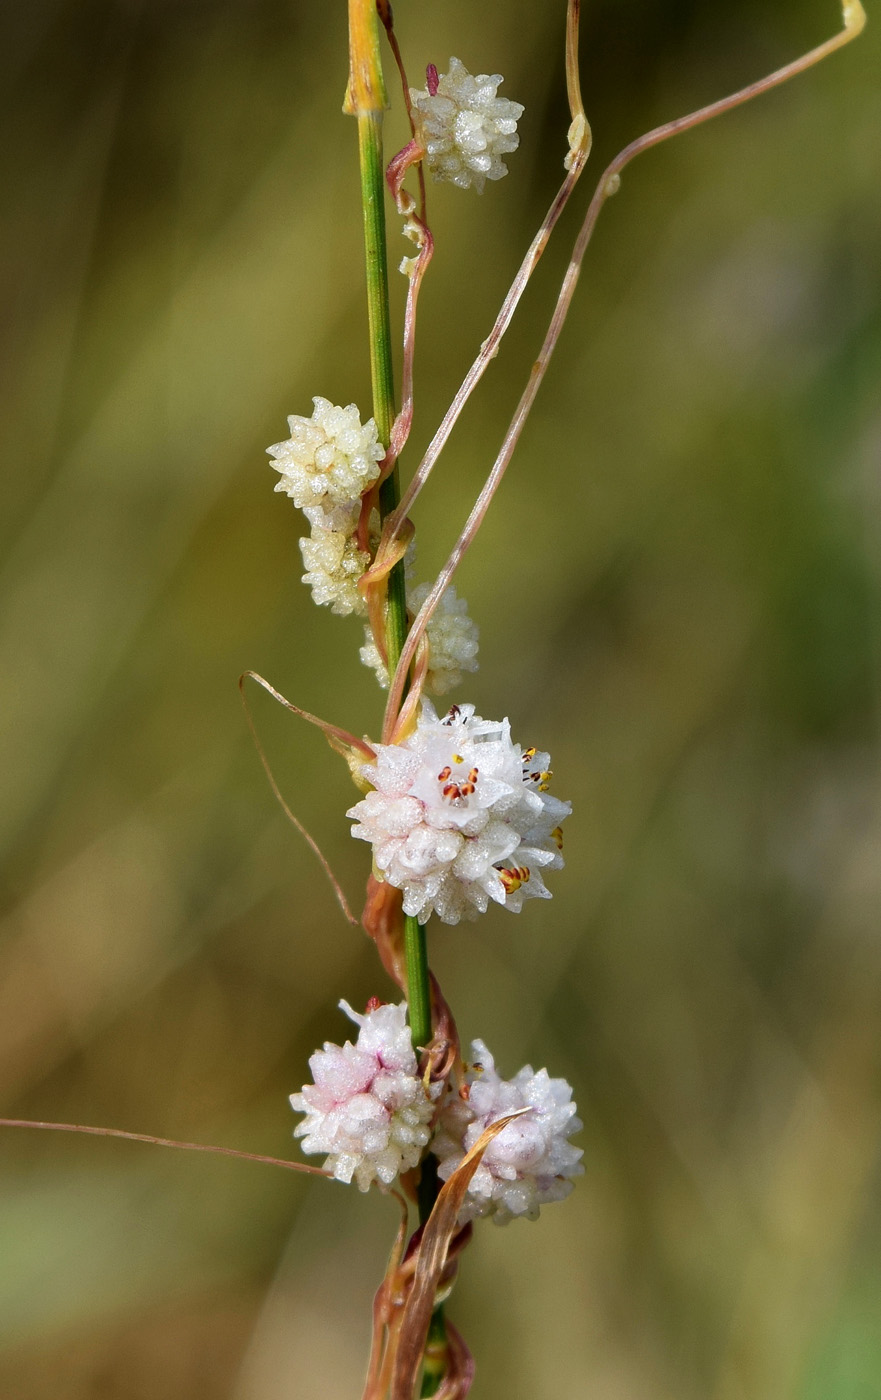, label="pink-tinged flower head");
[432,1039,583,1224]
[347,700,570,925]
[290,1000,438,1191]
